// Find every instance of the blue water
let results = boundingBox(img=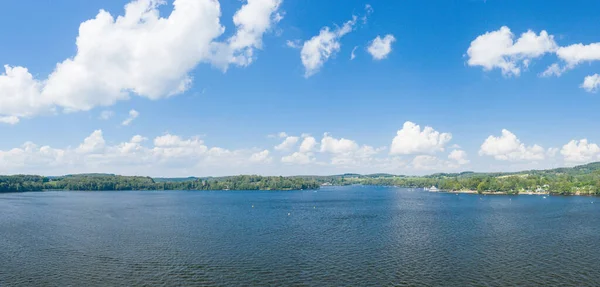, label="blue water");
[1,186,599,286]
